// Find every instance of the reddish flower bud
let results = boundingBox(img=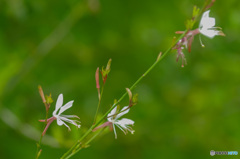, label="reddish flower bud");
[95,67,100,100]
